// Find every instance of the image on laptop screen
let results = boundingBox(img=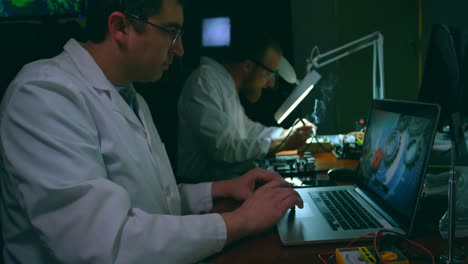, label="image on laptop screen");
[357,108,437,220]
